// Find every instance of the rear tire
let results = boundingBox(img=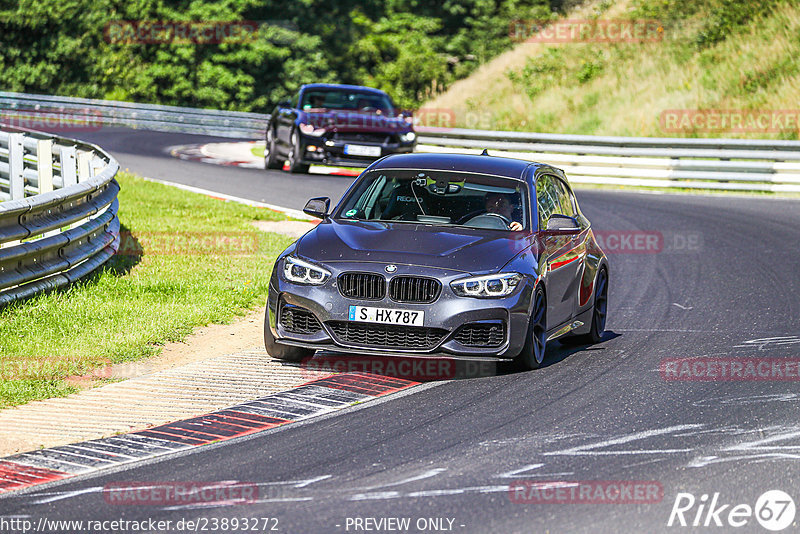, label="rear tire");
[513,287,547,371]
[287,129,310,174]
[561,267,608,345]
[264,308,314,362]
[264,128,283,170]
